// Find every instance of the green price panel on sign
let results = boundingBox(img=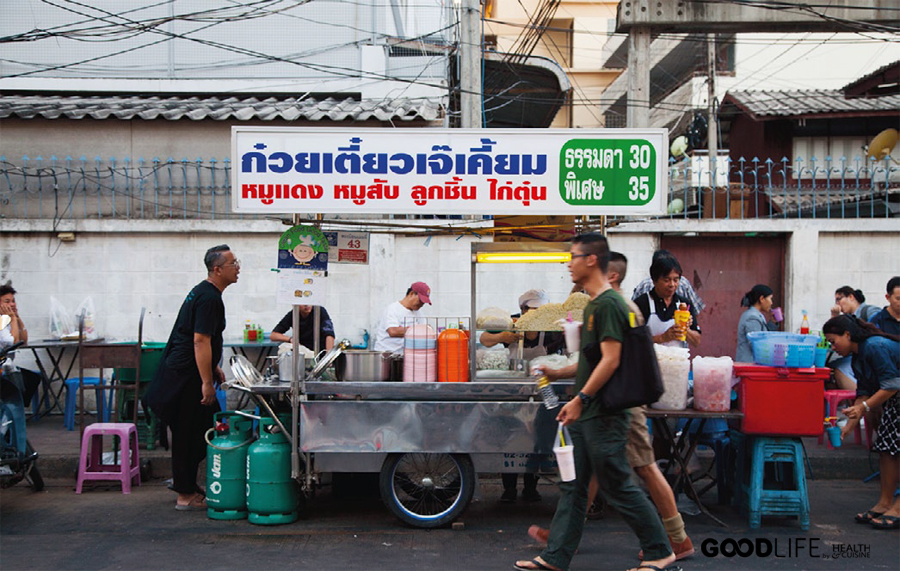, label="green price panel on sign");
[559,139,657,206]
